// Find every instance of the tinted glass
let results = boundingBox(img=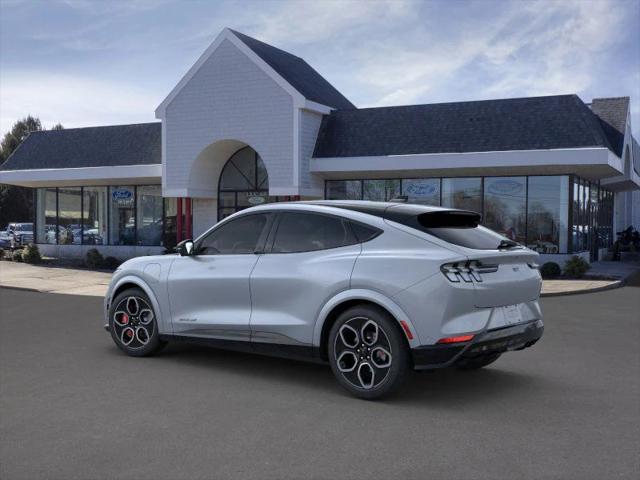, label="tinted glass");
[58,187,82,245]
[526,176,569,254]
[36,188,57,244]
[442,178,482,212]
[417,211,511,250]
[402,178,440,205]
[363,179,400,201]
[483,177,526,243]
[109,186,136,245]
[350,222,382,243]
[82,187,107,245]
[163,198,178,250]
[424,224,510,250]
[198,213,269,255]
[136,185,163,246]
[272,212,356,253]
[326,180,362,200]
